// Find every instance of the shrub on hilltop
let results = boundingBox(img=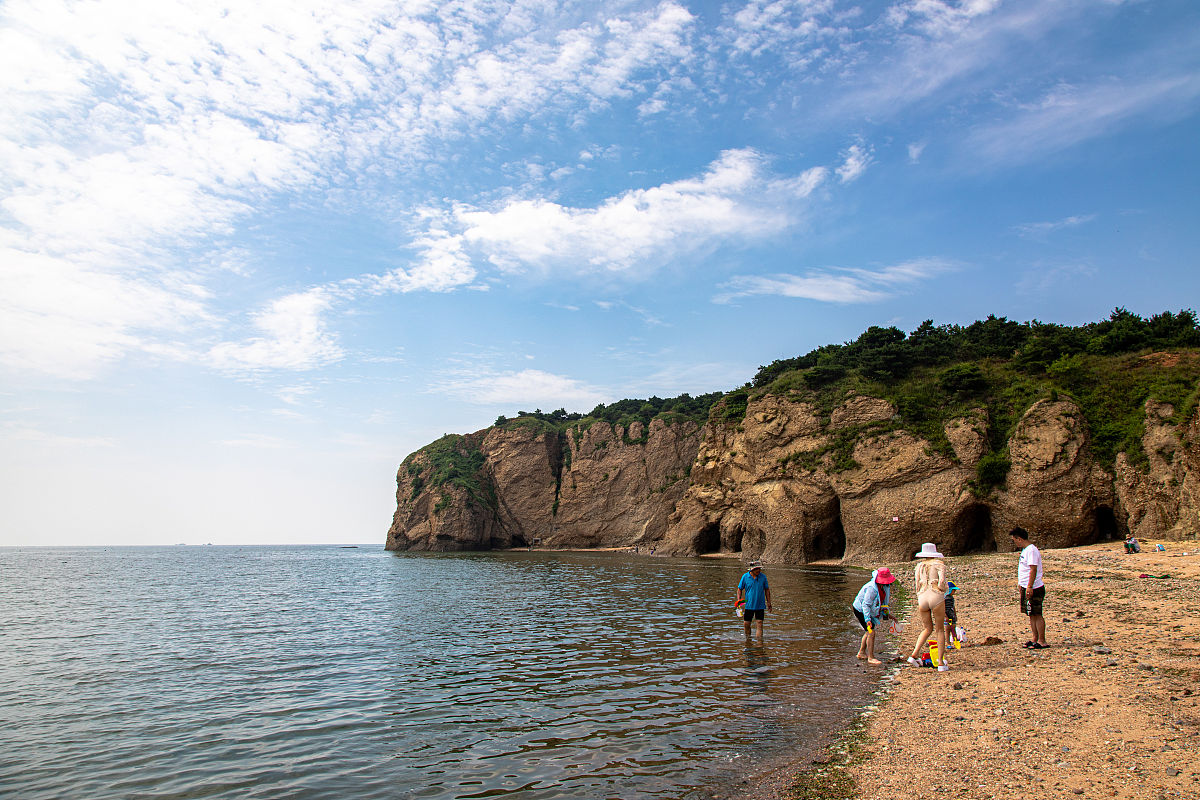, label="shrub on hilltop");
[746,308,1200,484]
